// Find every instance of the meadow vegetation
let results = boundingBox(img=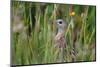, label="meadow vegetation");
[11,1,96,65]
